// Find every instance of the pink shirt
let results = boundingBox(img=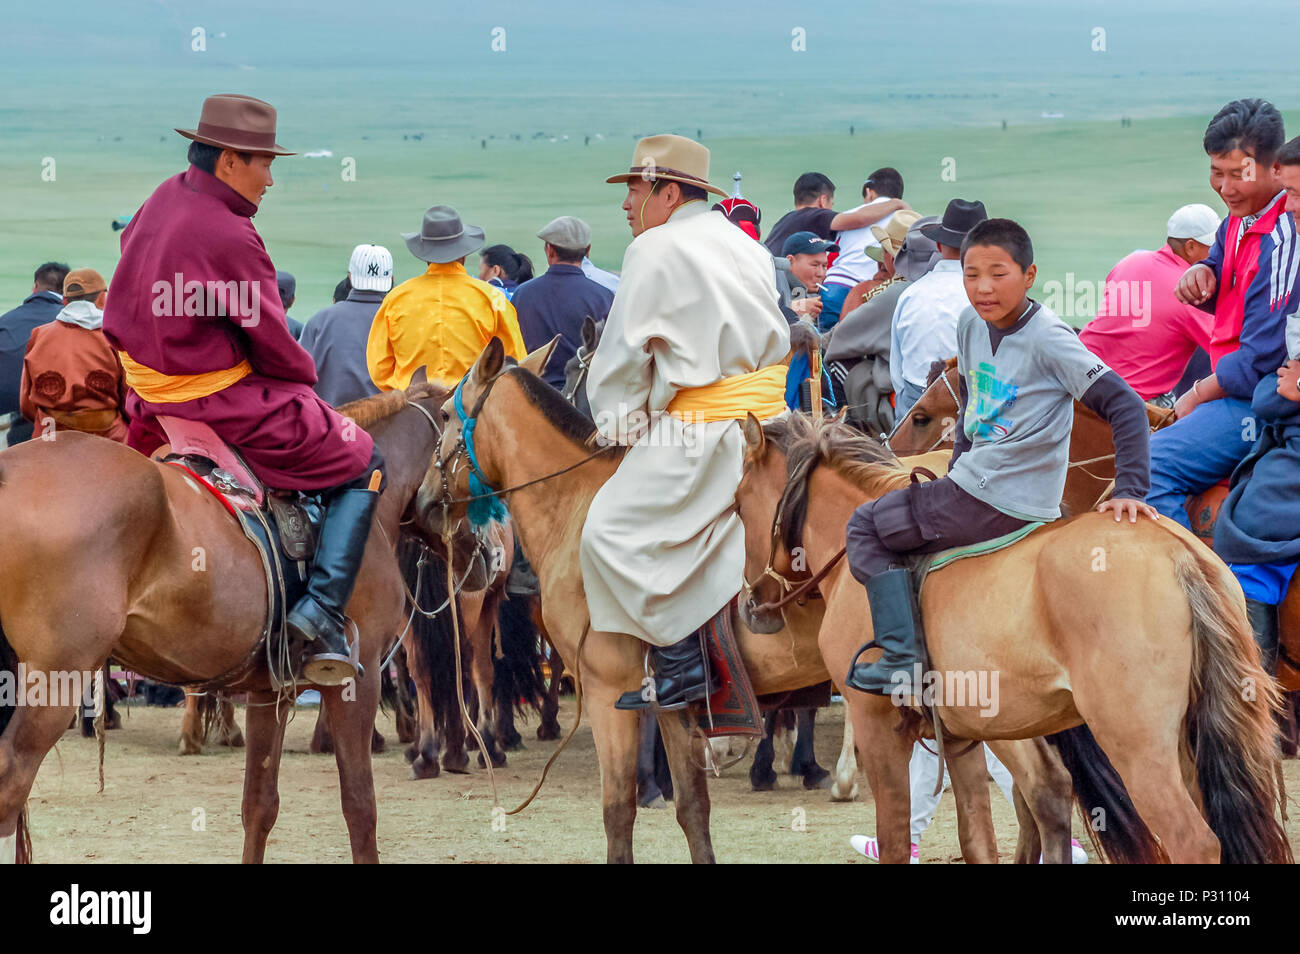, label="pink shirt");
[1078,246,1213,400]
